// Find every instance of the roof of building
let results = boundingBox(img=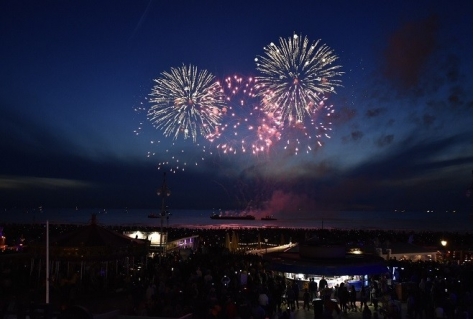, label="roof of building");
[265,241,387,276]
[30,214,148,261]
